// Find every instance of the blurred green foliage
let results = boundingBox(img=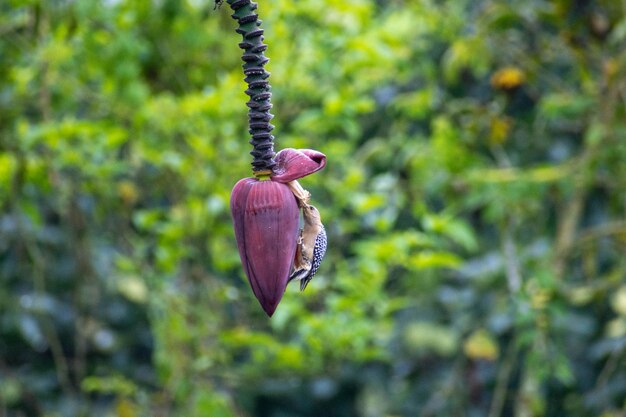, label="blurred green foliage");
[1,0,626,416]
